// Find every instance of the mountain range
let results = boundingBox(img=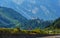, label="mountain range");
[0,7,27,29]
[0,0,60,20]
[0,6,60,30]
[0,7,52,30]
